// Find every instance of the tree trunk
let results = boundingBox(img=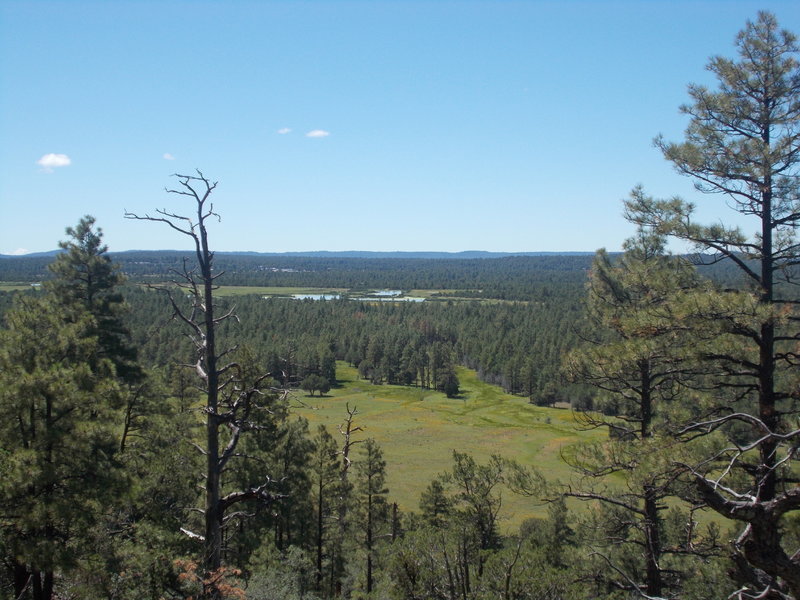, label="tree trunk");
[366,491,373,593]
[643,485,663,598]
[202,228,223,586]
[316,477,324,590]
